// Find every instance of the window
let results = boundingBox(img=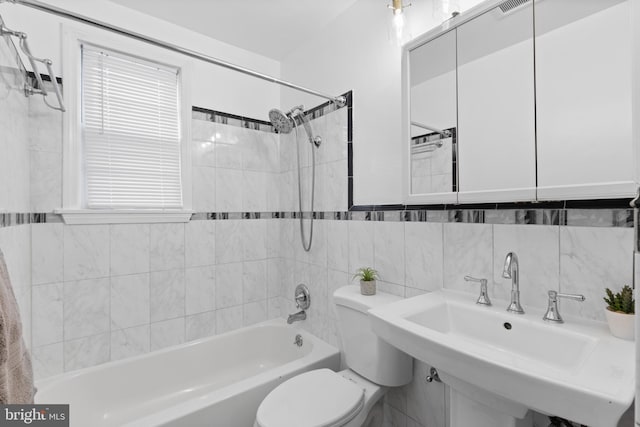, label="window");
[61,27,192,224]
